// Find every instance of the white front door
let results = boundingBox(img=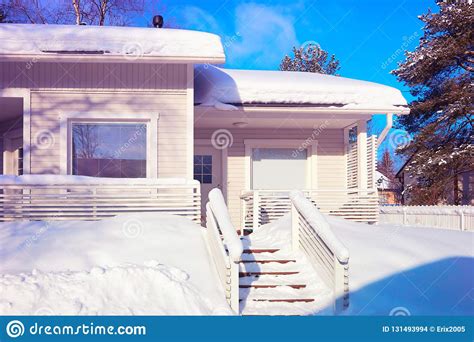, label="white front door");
[194,146,223,220]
